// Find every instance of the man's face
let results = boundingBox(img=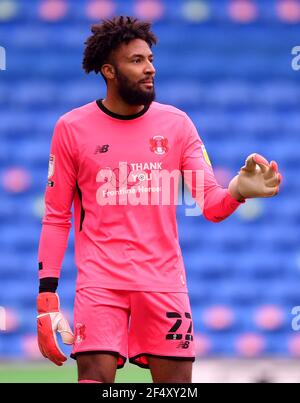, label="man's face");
[111,39,156,106]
